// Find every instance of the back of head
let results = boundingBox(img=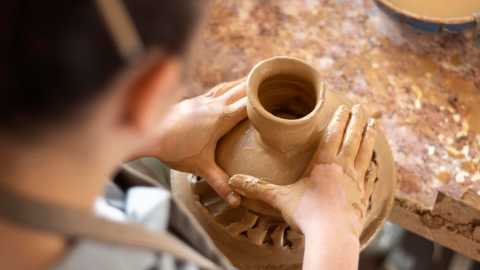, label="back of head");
[0,0,205,140]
